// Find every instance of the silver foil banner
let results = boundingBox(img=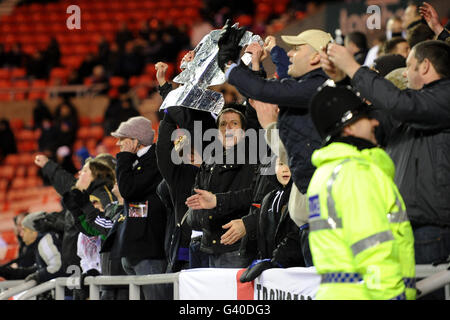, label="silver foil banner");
[160,23,263,115]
